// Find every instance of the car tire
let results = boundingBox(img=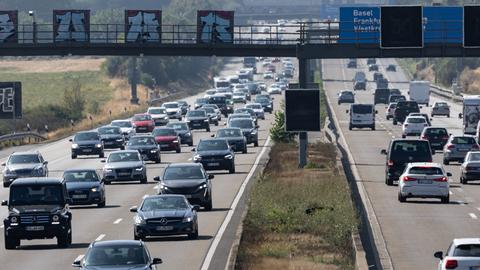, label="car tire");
[188,141,193,147]
[3,182,9,188]
[176,147,181,154]
[386,116,390,120]
[443,159,450,165]
[206,127,210,132]
[140,176,147,184]
[134,233,144,241]
[97,201,106,208]
[57,231,71,248]
[349,124,352,131]
[254,140,259,147]
[215,121,219,126]
[99,152,105,158]
[371,125,375,131]
[188,228,199,240]
[398,192,406,203]
[242,147,247,154]
[385,177,393,186]
[4,234,19,250]
[393,119,397,125]
[402,134,406,138]
[461,176,467,184]
[71,154,77,159]
[441,196,450,204]
[229,165,236,174]
[120,146,125,150]
[155,156,161,164]
[104,180,111,185]
[447,114,450,118]
[205,198,213,211]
